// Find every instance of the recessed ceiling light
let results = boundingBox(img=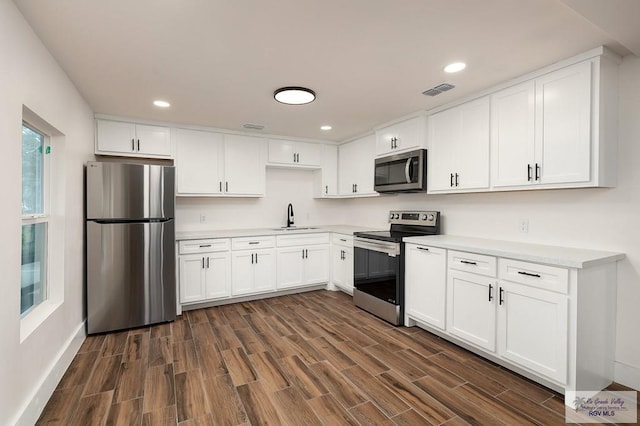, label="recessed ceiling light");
[274,87,316,105]
[153,100,171,108]
[444,62,466,73]
[320,125,332,131]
